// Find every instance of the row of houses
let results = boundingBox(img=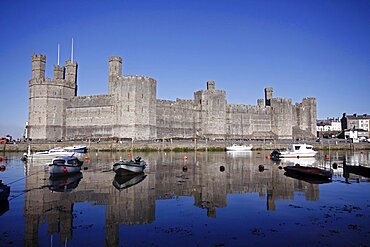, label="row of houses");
[317,113,370,140]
